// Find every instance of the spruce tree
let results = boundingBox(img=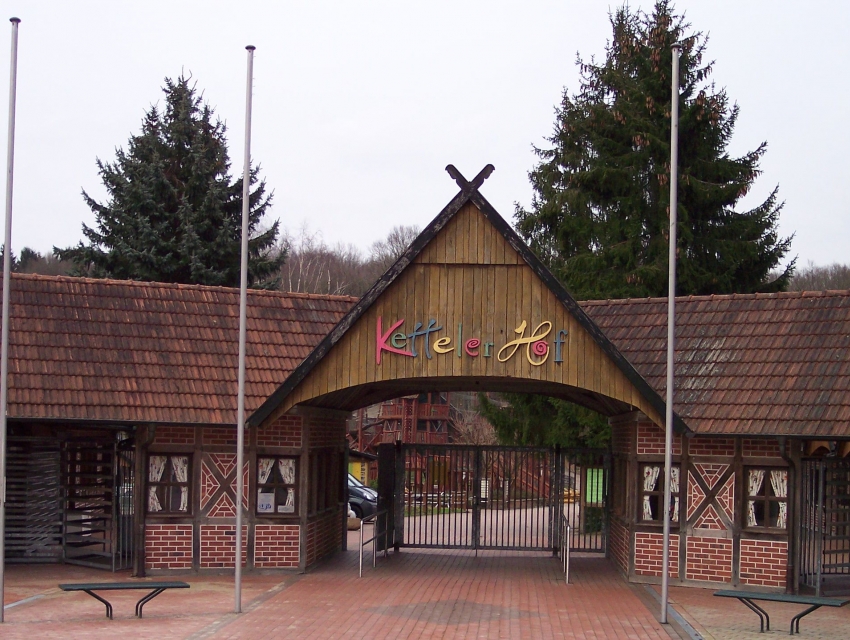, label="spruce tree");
[516,0,794,300]
[58,75,282,287]
[486,1,795,447]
